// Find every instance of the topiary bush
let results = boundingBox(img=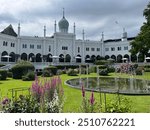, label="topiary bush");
[0,64,5,67]
[0,70,7,80]
[22,71,35,81]
[7,71,13,78]
[99,69,108,76]
[11,61,35,79]
[42,69,52,77]
[44,66,57,75]
[107,66,115,73]
[135,67,143,75]
[67,69,78,76]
